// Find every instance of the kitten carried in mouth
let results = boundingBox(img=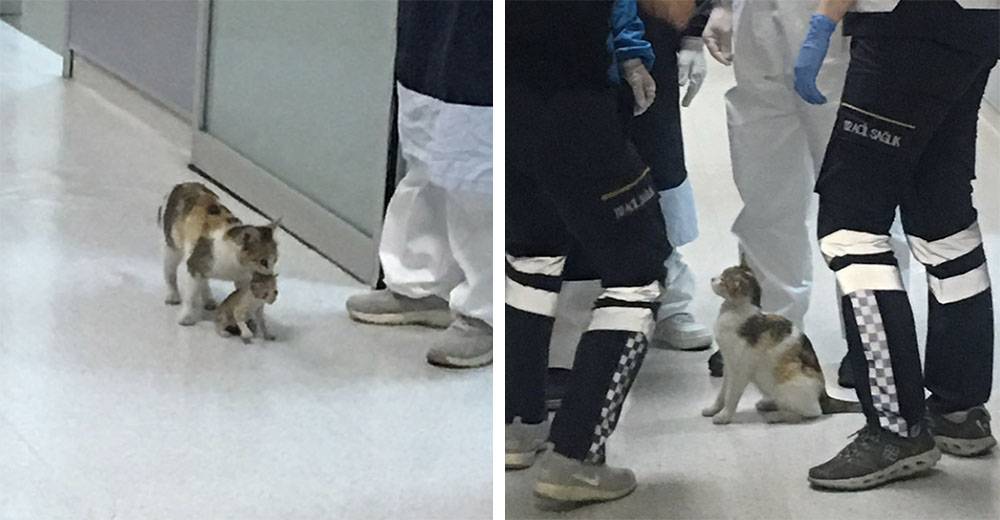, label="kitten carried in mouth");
[158,182,279,325]
[214,272,278,344]
[702,260,861,425]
